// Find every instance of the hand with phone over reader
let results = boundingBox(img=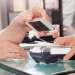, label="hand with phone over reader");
[26,18,60,39]
[25,18,54,32]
